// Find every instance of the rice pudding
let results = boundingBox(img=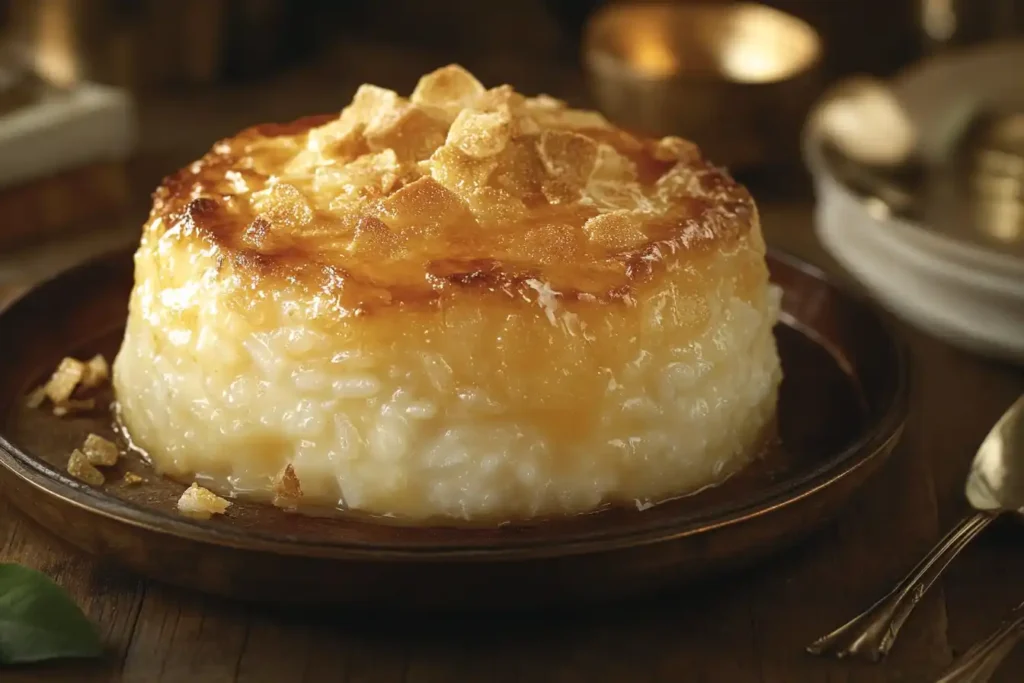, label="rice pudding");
[112,65,783,521]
